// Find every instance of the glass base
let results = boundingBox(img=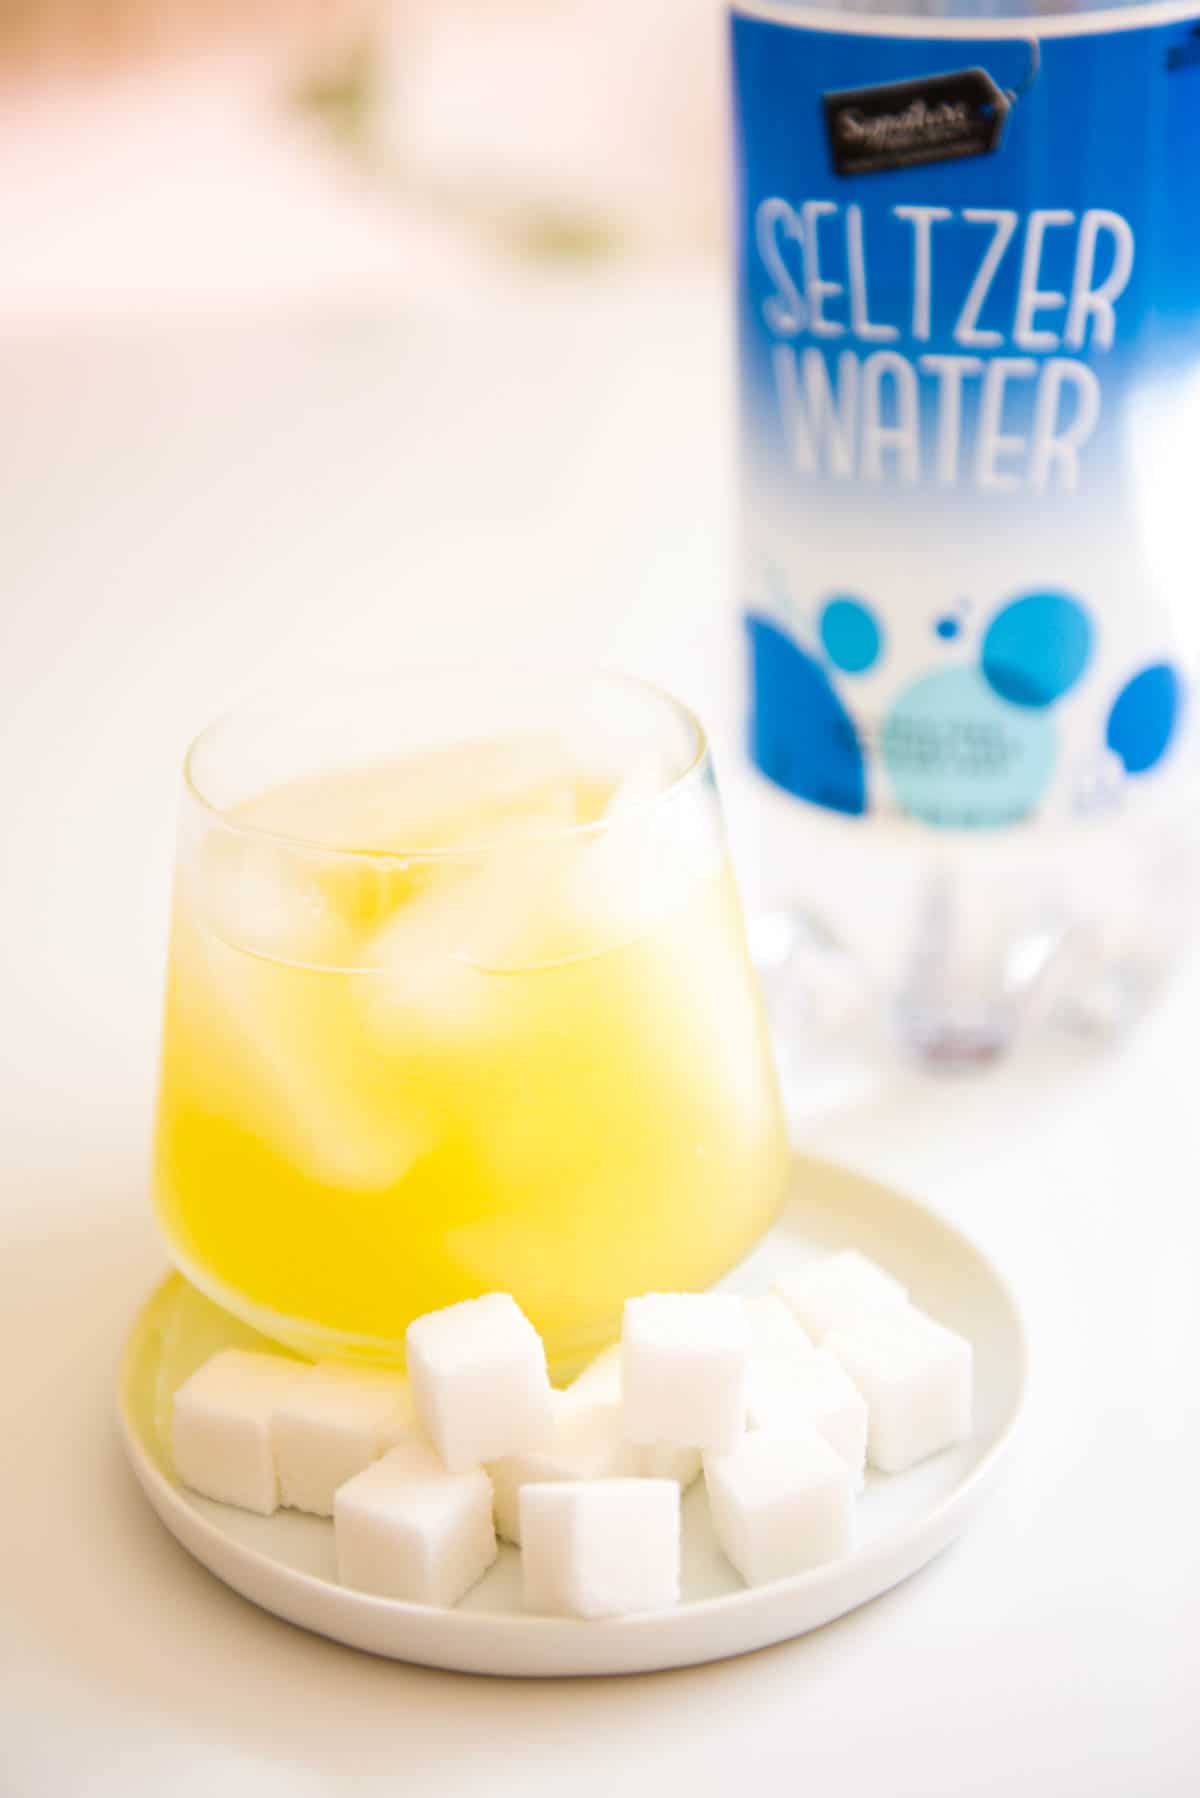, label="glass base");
[163,1242,409,1367]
